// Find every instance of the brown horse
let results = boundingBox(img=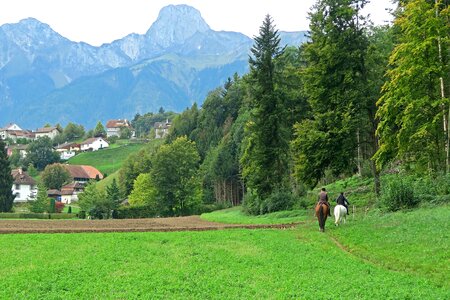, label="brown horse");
[315,202,329,232]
